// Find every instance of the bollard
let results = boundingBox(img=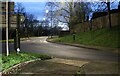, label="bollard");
[17,48,20,54]
[73,34,75,41]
